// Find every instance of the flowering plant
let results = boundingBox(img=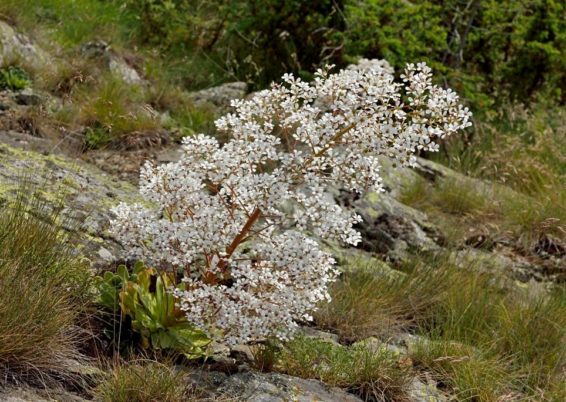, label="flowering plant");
[111,60,471,346]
